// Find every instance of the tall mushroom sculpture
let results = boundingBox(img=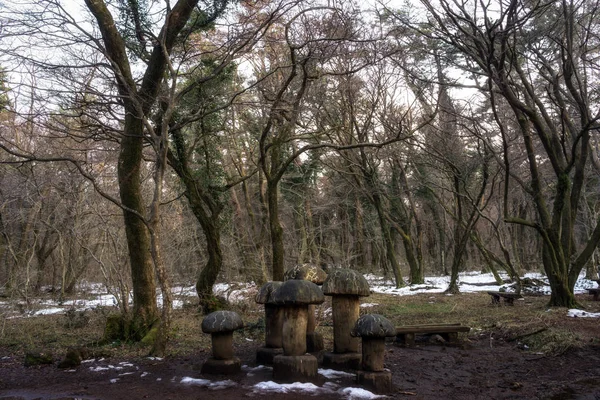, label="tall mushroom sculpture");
[271,279,324,382]
[201,310,243,374]
[255,281,284,364]
[284,264,327,352]
[322,268,370,370]
[352,314,396,393]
